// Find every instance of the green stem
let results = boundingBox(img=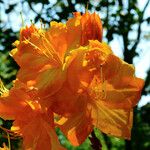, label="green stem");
[7,132,11,150]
